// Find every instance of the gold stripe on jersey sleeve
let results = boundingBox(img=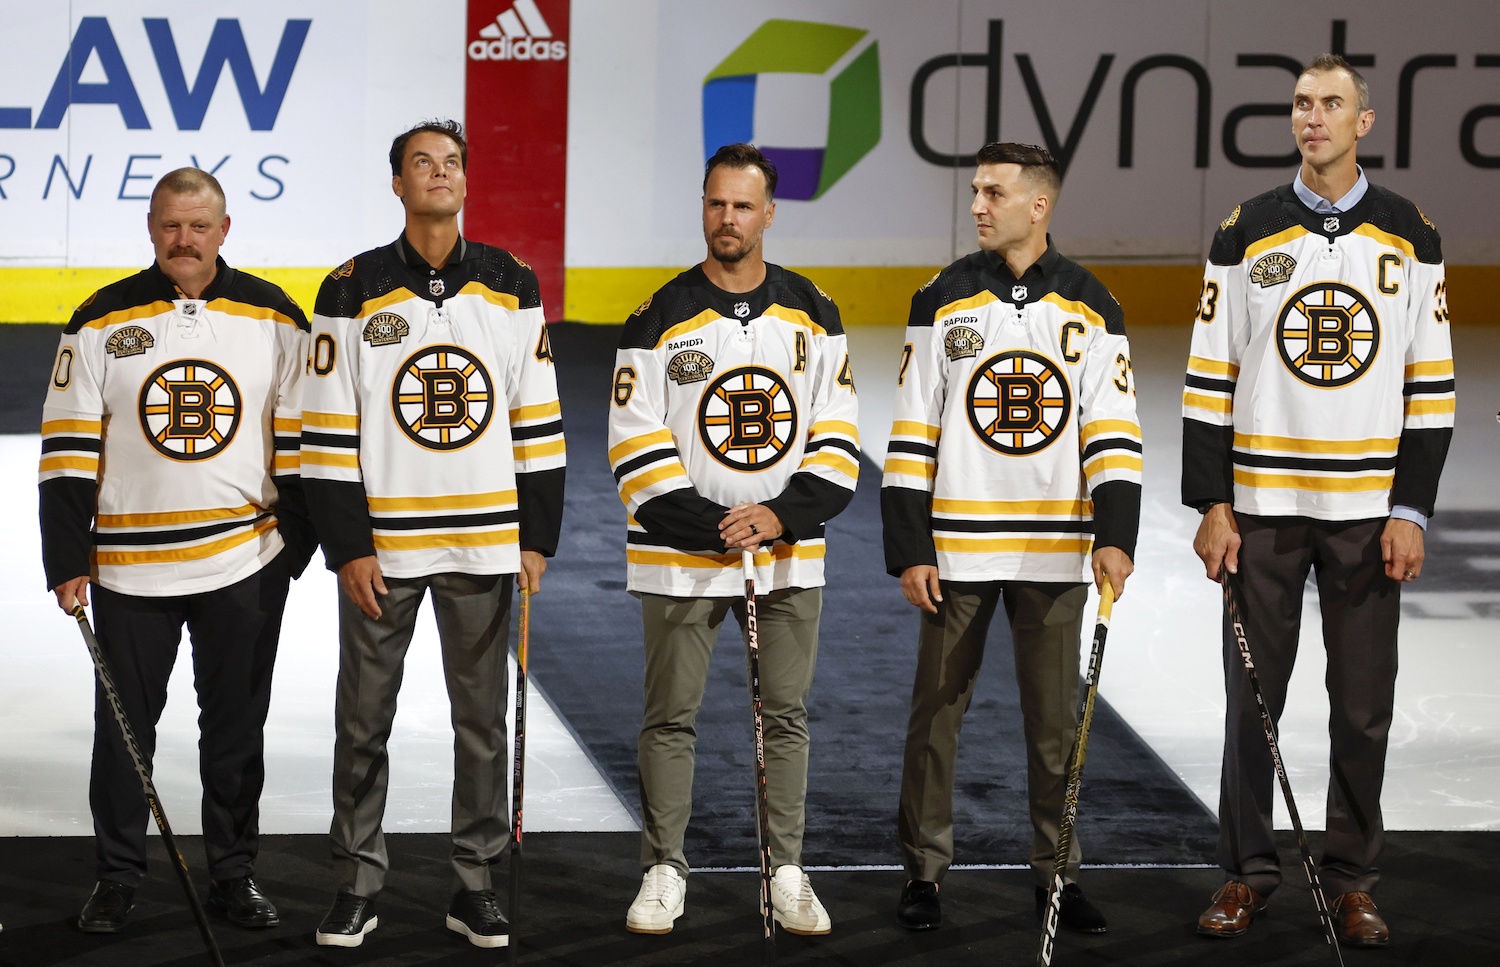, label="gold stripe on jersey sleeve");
[272,454,299,472]
[810,420,859,440]
[510,400,562,422]
[936,290,1000,320]
[1080,419,1141,441]
[1183,391,1232,413]
[367,490,517,512]
[800,450,859,478]
[882,457,934,479]
[75,301,174,331]
[762,303,825,335]
[41,419,104,435]
[95,517,276,565]
[97,502,265,527]
[1039,293,1108,329]
[303,411,359,430]
[1233,432,1399,454]
[1083,453,1144,474]
[1233,469,1394,492]
[39,455,100,473]
[1351,225,1417,258]
[1404,398,1457,416]
[619,464,688,504]
[933,498,1087,516]
[609,428,675,465]
[301,451,360,468]
[373,527,520,551]
[456,281,523,311]
[657,309,723,348]
[1187,356,1239,377]
[934,535,1094,554]
[1244,226,1311,261]
[274,417,301,433]
[890,420,940,442]
[357,289,420,319]
[204,299,302,328]
[514,439,567,460]
[627,542,822,569]
[1405,360,1455,378]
